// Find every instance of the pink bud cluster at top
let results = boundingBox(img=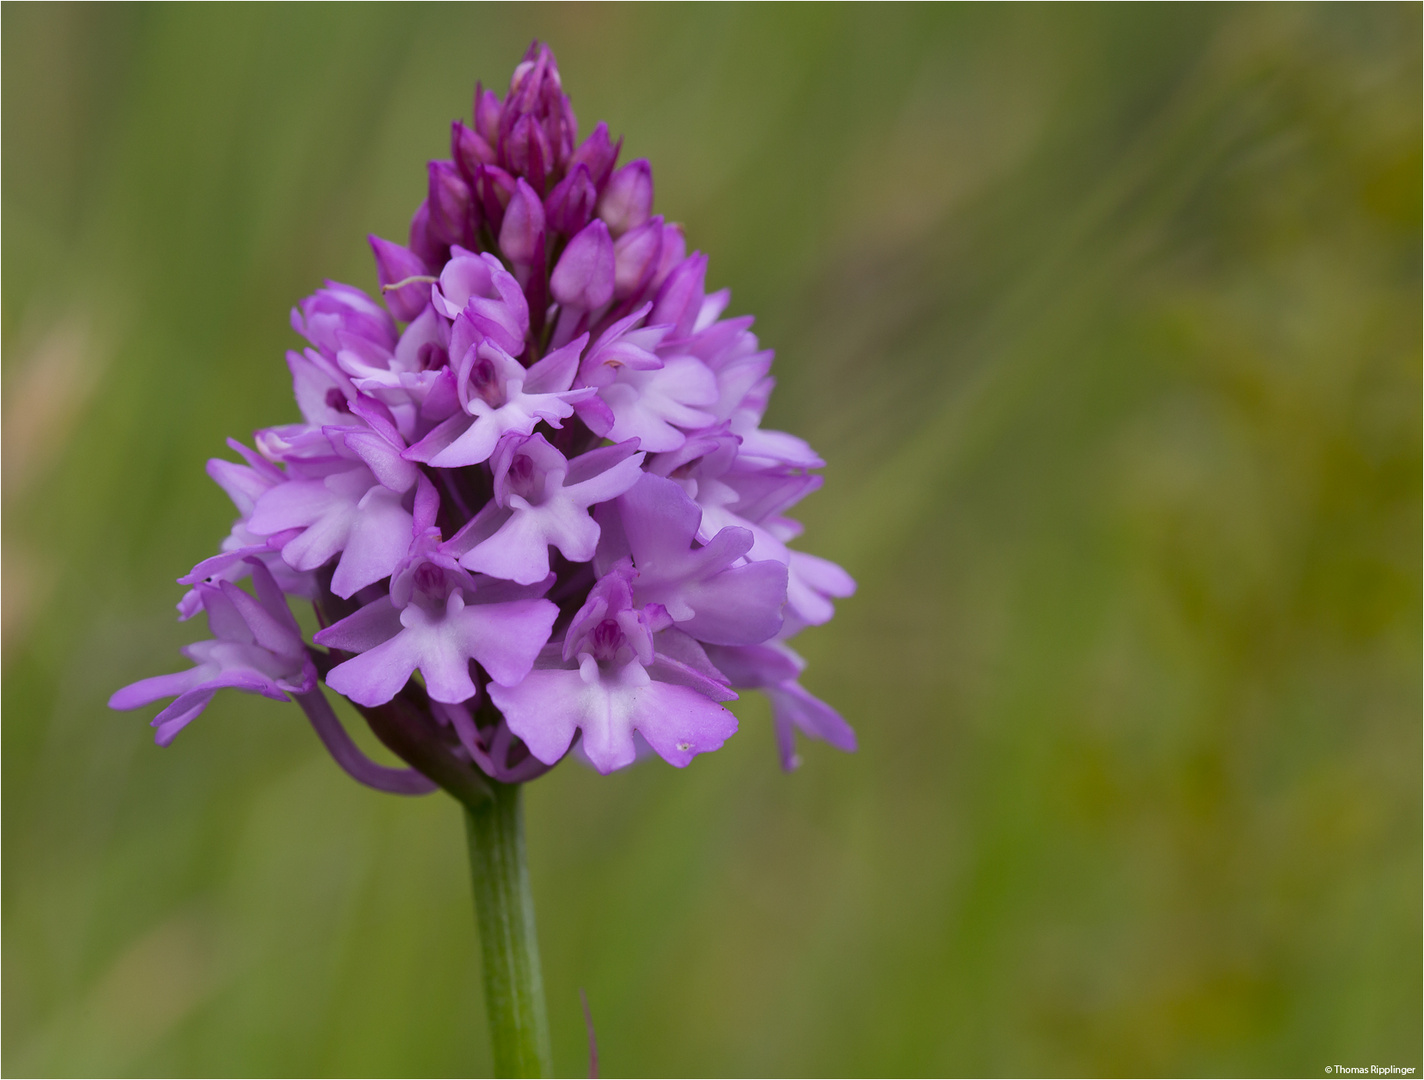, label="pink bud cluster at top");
[112,43,855,794]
